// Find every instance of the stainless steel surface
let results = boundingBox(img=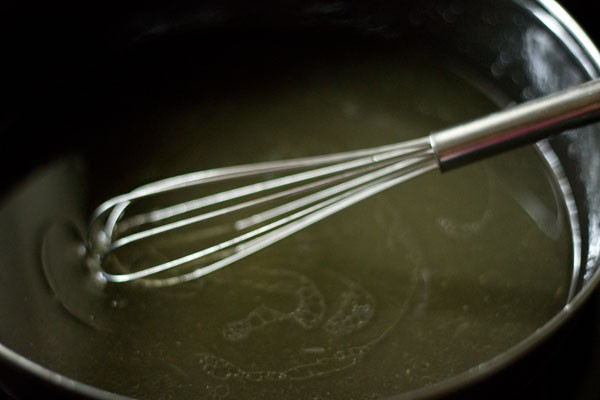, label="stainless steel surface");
[430,78,600,170]
[88,79,600,287]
